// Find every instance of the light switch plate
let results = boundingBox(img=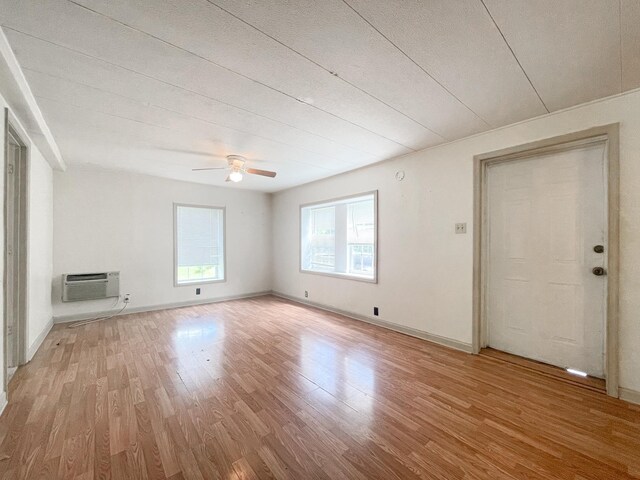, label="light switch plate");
[455,223,467,234]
